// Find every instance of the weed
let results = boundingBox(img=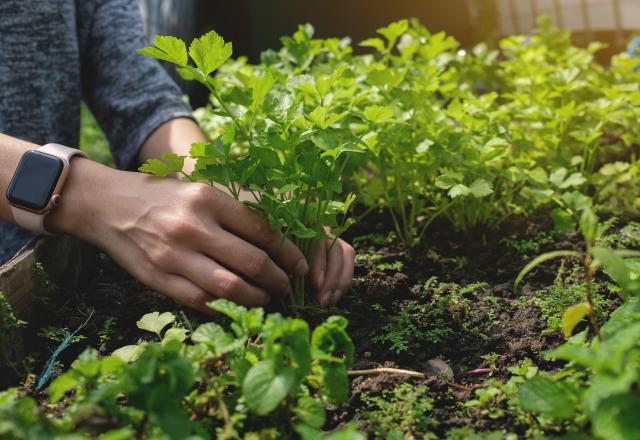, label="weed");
[373,278,487,354]
[375,260,403,273]
[500,232,556,261]
[360,383,437,439]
